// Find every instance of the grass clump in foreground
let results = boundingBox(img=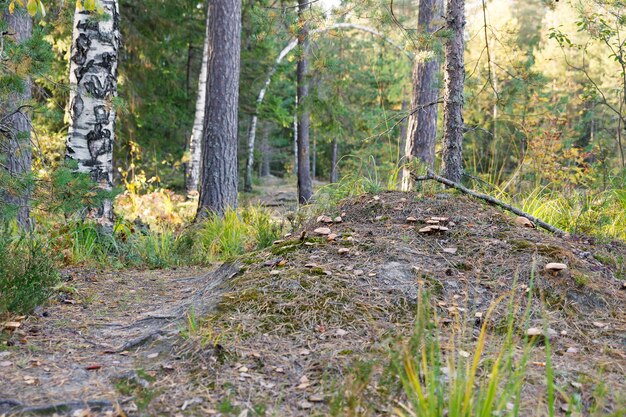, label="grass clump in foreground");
[333,283,623,417]
[0,226,59,315]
